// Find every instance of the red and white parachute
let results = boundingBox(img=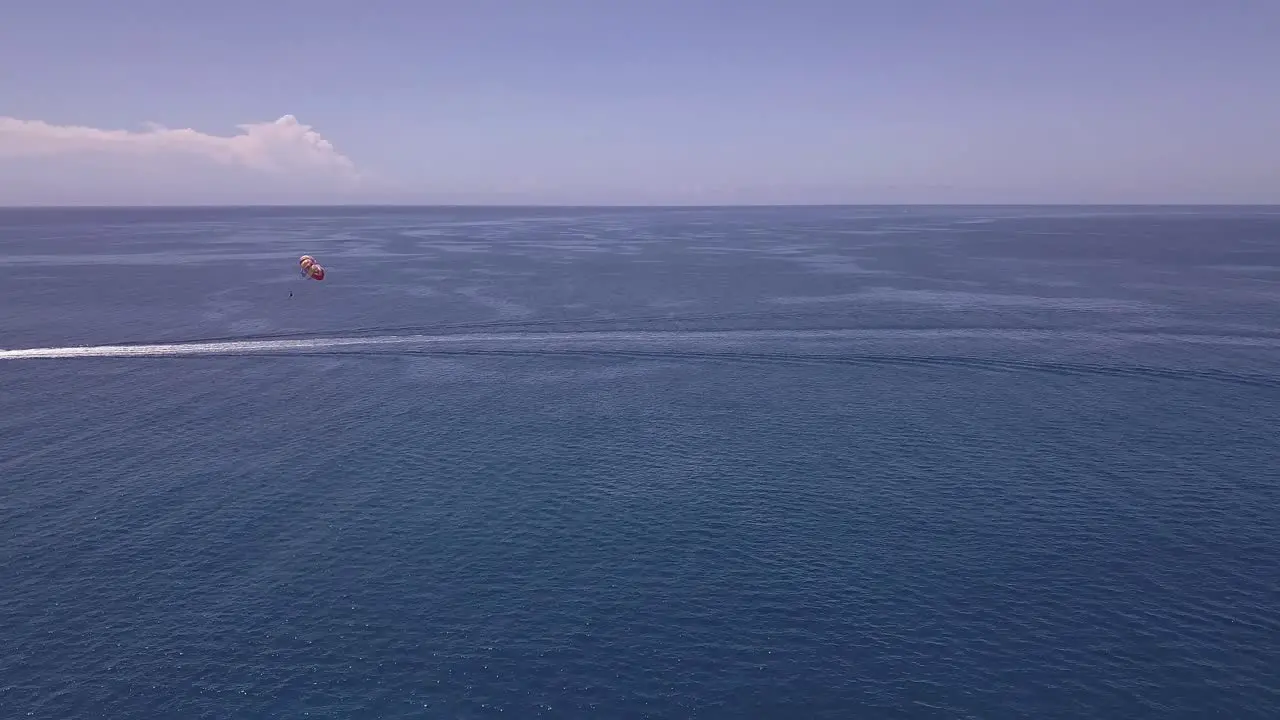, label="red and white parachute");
[298,254,325,281]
